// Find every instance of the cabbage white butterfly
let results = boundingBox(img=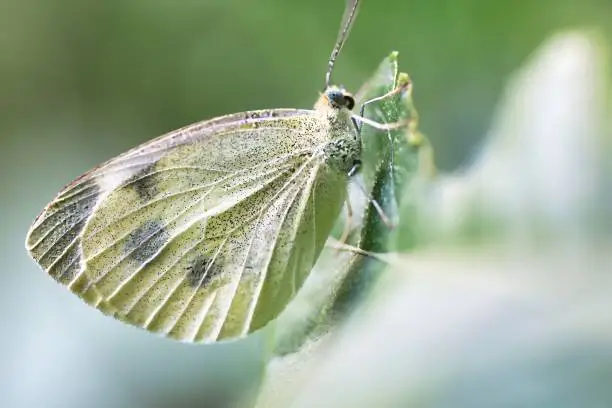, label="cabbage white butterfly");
[25,0,400,343]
